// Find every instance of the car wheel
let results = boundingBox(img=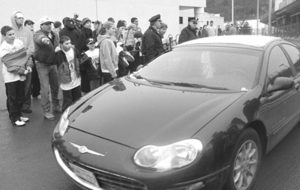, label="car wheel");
[224,128,262,190]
